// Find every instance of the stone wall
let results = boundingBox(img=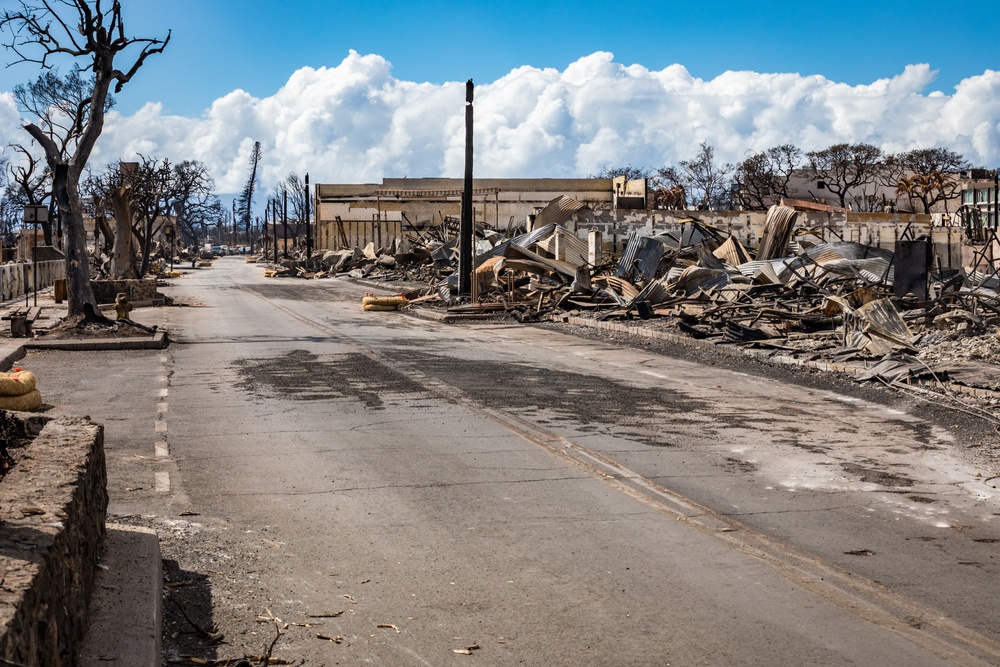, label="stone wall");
[90,279,160,304]
[0,416,107,667]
